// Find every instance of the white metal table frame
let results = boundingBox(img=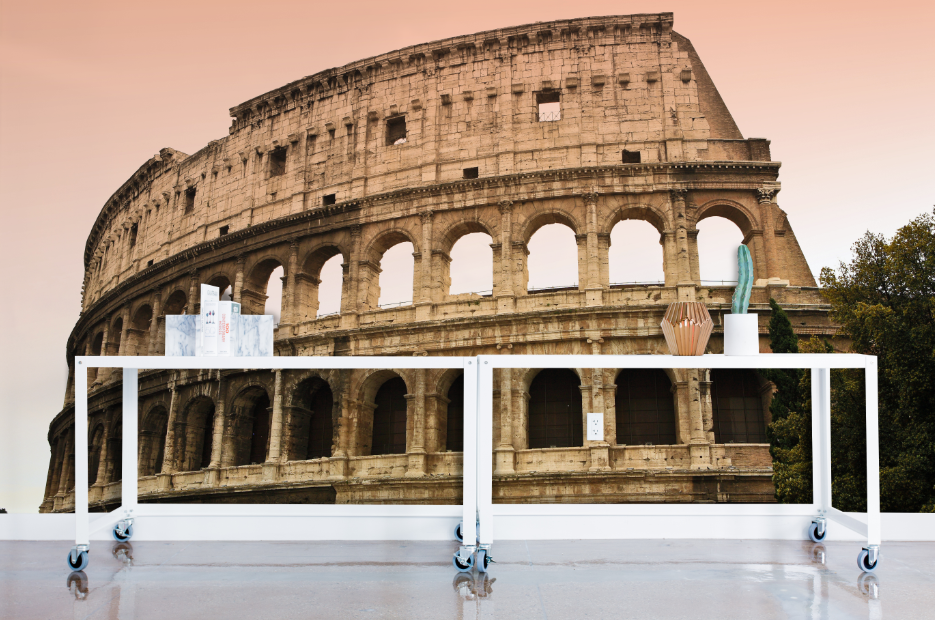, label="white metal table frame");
[70,353,880,573]
[71,356,482,571]
[474,354,881,571]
